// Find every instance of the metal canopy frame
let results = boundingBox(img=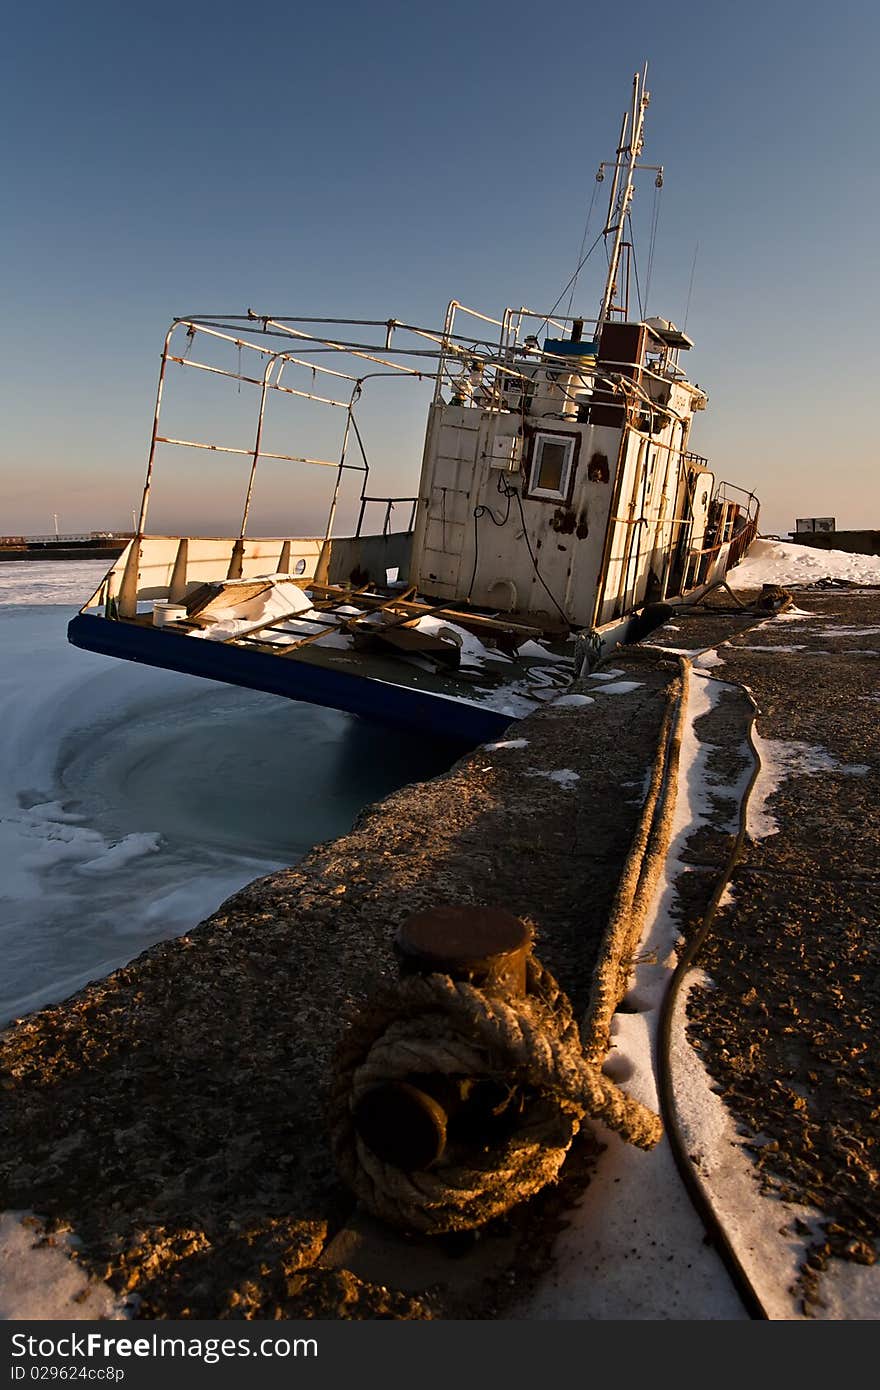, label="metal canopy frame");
[132,306,700,561]
[135,310,547,550]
